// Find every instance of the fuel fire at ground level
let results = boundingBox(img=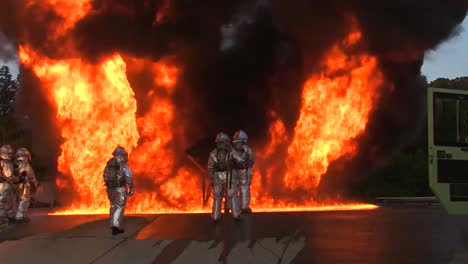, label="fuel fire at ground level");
[48,204,379,215]
[19,22,382,216]
[7,0,466,217]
